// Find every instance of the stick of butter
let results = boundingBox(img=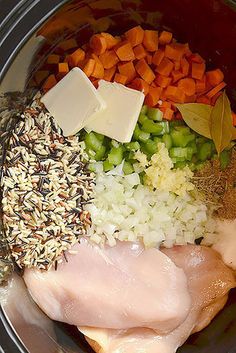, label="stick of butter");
[41,68,106,137]
[85,80,145,143]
